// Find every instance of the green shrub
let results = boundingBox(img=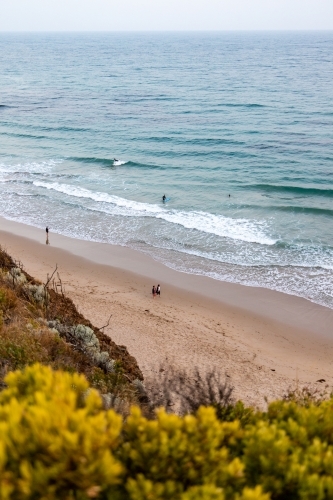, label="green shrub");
[0,327,44,369]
